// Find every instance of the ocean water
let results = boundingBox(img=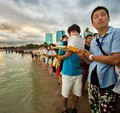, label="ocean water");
[0,51,55,113]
